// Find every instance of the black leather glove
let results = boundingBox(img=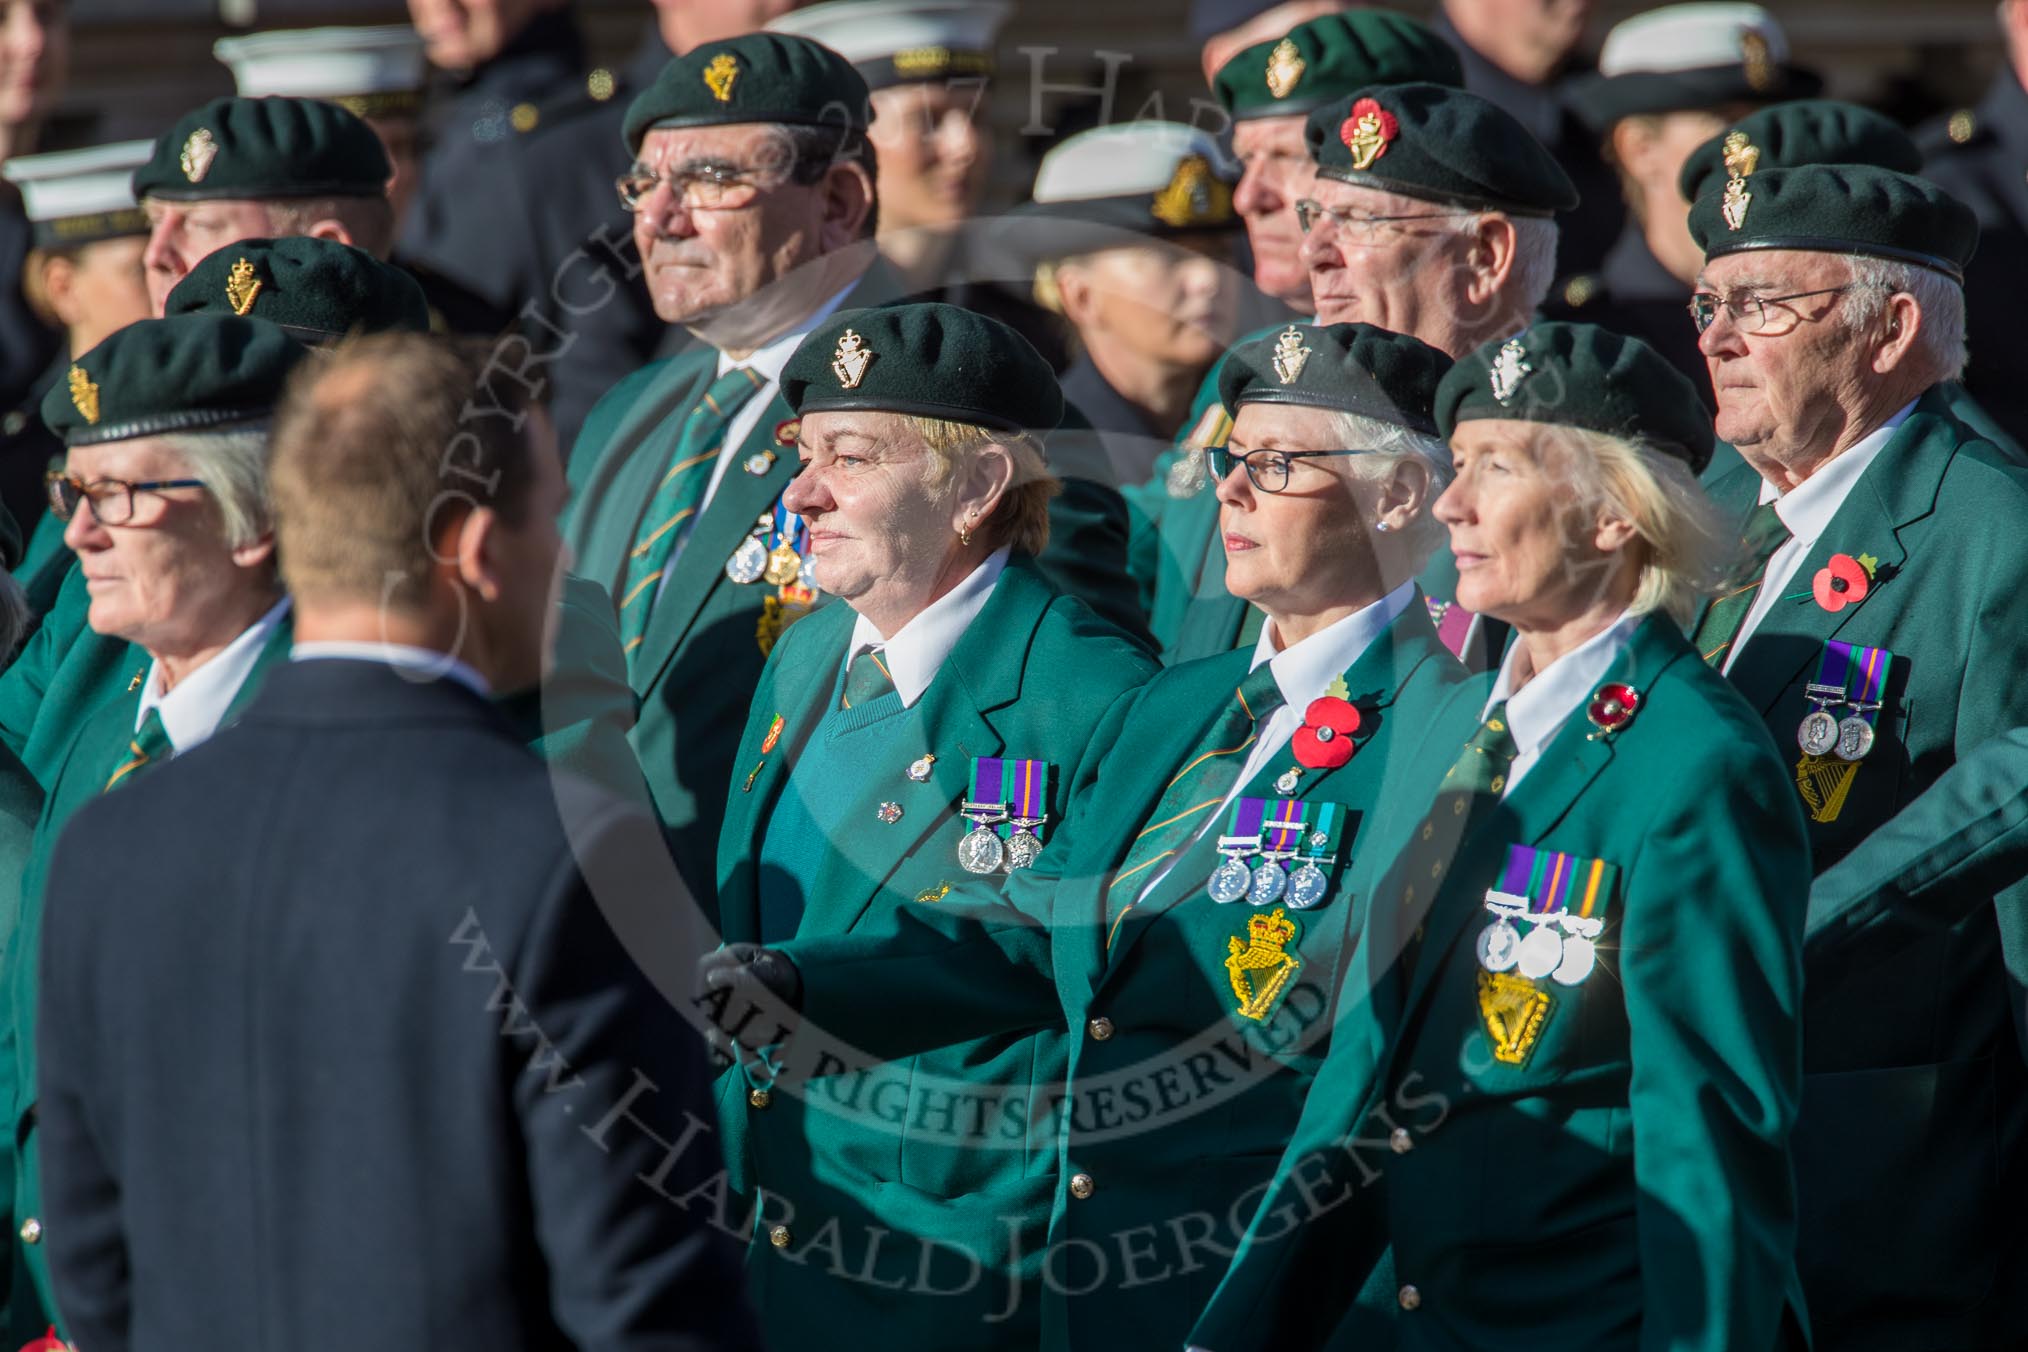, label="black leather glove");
[695,944,803,1060]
